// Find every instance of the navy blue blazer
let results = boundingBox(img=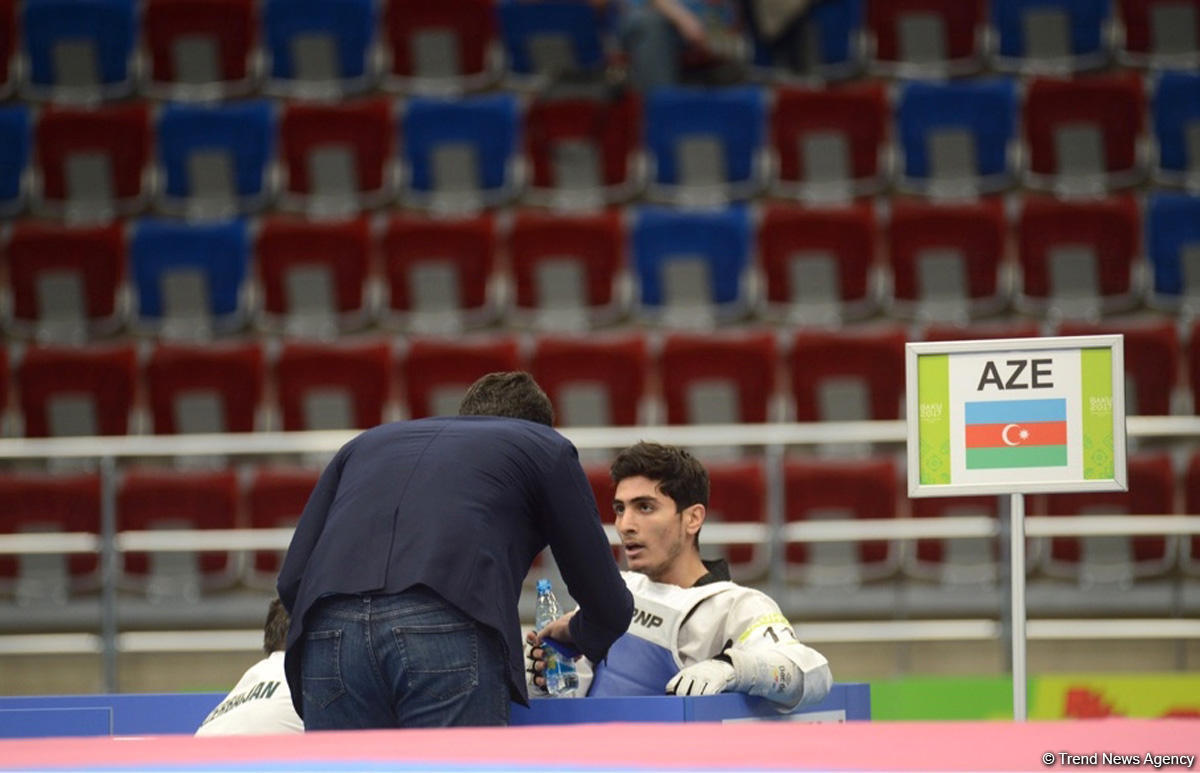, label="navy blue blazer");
[277,416,633,714]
